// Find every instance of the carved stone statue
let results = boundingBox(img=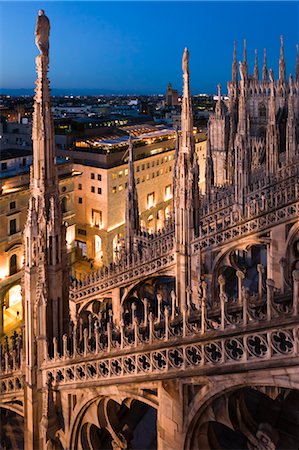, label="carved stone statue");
[182,47,189,74]
[35,10,50,56]
[239,61,246,81]
[269,68,274,83]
